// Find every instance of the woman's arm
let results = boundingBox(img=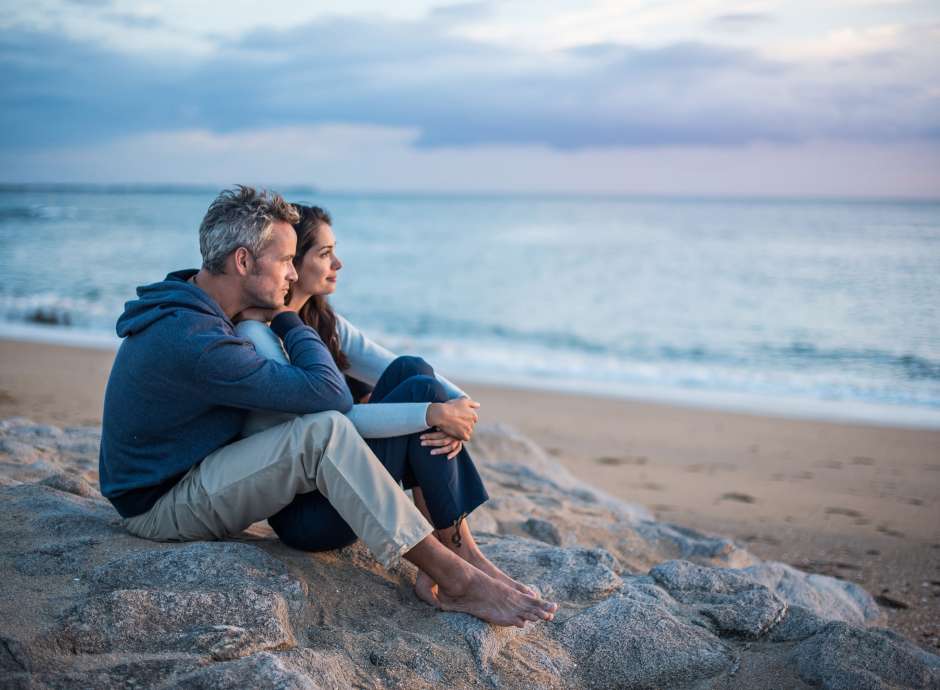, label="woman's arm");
[336,313,468,399]
[235,319,433,439]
